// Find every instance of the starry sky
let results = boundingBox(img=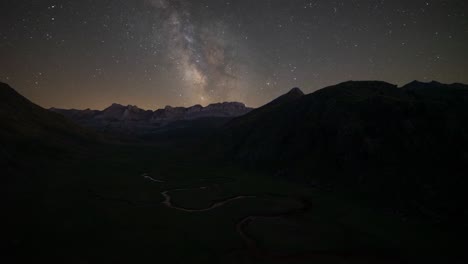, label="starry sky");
[1,0,467,110]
